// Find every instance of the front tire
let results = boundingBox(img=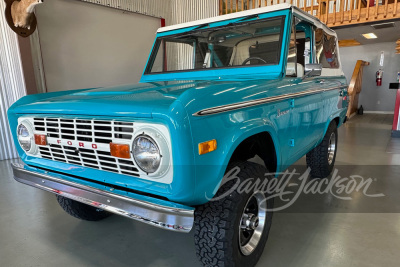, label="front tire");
[194,162,273,267]
[306,120,338,178]
[56,195,112,221]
